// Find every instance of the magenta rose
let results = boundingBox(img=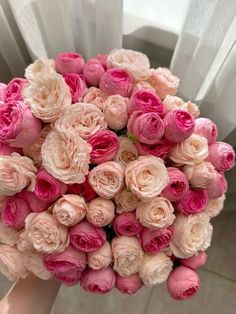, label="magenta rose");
[161,167,189,202]
[194,117,218,144]
[80,267,116,294]
[69,220,106,252]
[113,211,142,237]
[115,273,143,295]
[128,111,164,144]
[174,189,208,215]
[0,83,7,100]
[55,52,85,74]
[167,266,200,300]
[127,90,165,116]
[136,139,174,160]
[18,190,49,213]
[180,251,207,270]
[63,73,86,103]
[208,141,235,172]
[99,67,133,97]
[140,227,172,254]
[88,130,119,164]
[0,101,42,148]
[206,172,227,199]
[68,175,97,202]
[95,54,108,70]
[0,142,22,156]
[54,269,82,286]
[3,78,26,102]
[83,58,105,86]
